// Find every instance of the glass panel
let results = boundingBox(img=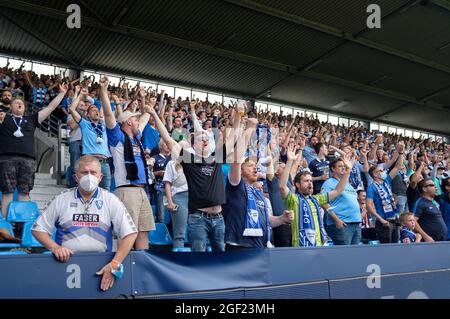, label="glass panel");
[224,96,237,108]
[370,123,379,132]
[397,128,405,136]
[175,88,191,100]
[338,117,349,127]
[32,62,55,77]
[404,130,412,137]
[207,93,223,104]
[350,120,359,127]
[328,115,338,125]
[268,104,280,113]
[379,125,388,133]
[158,84,175,98]
[255,102,267,112]
[317,113,328,123]
[428,135,435,141]
[281,107,293,115]
[83,71,100,83]
[294,109,304,117]
[413,131,421,139]
[0,56,7,68]
[389,127,397,135]
[108,75,120,86]
[192,90,207,102]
